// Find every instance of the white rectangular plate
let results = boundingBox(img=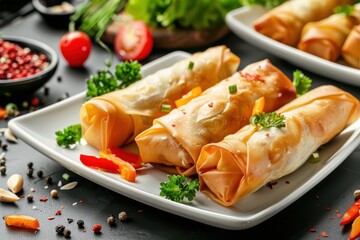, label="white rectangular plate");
[8,51,360,230]
[226,5,360,87]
